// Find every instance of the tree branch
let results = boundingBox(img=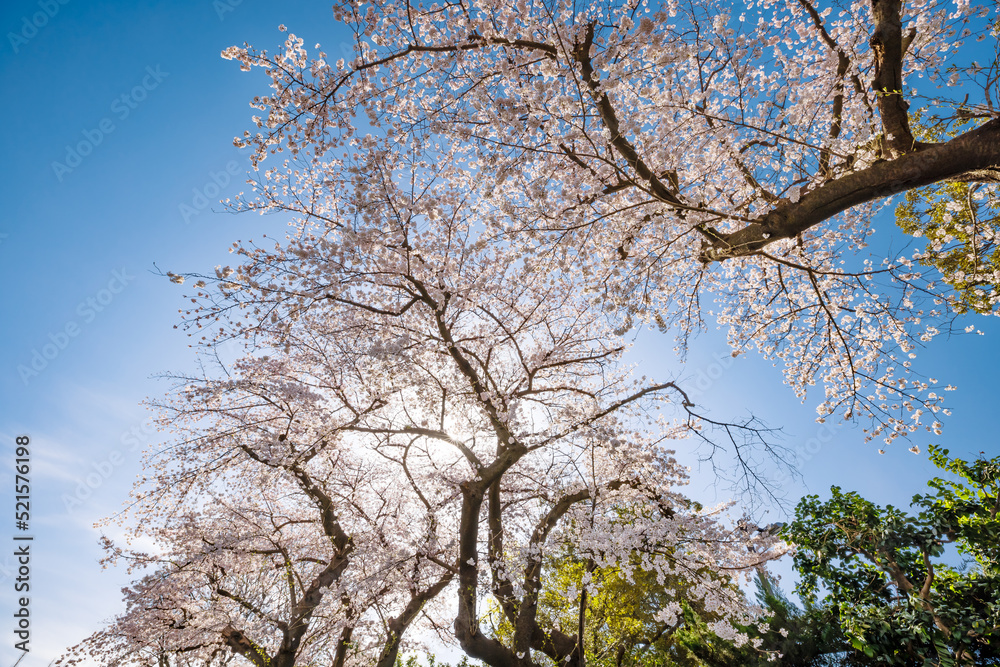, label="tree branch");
[700,117,1000,262]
